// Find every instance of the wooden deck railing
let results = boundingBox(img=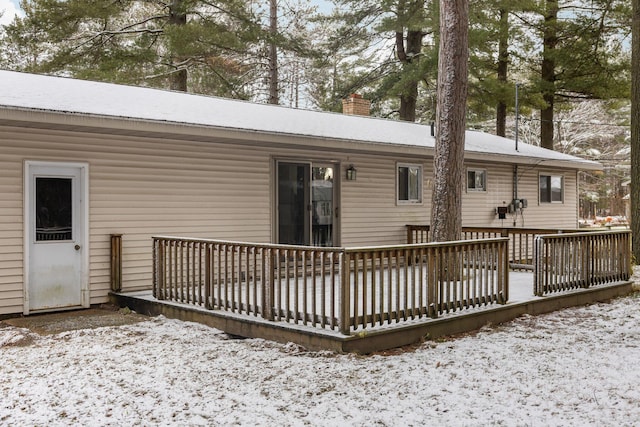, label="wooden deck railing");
[342,238,509,334]
[152,236,509,335]
[533,230,631,296]
[152,237,343,327]
[407,225,583,270]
